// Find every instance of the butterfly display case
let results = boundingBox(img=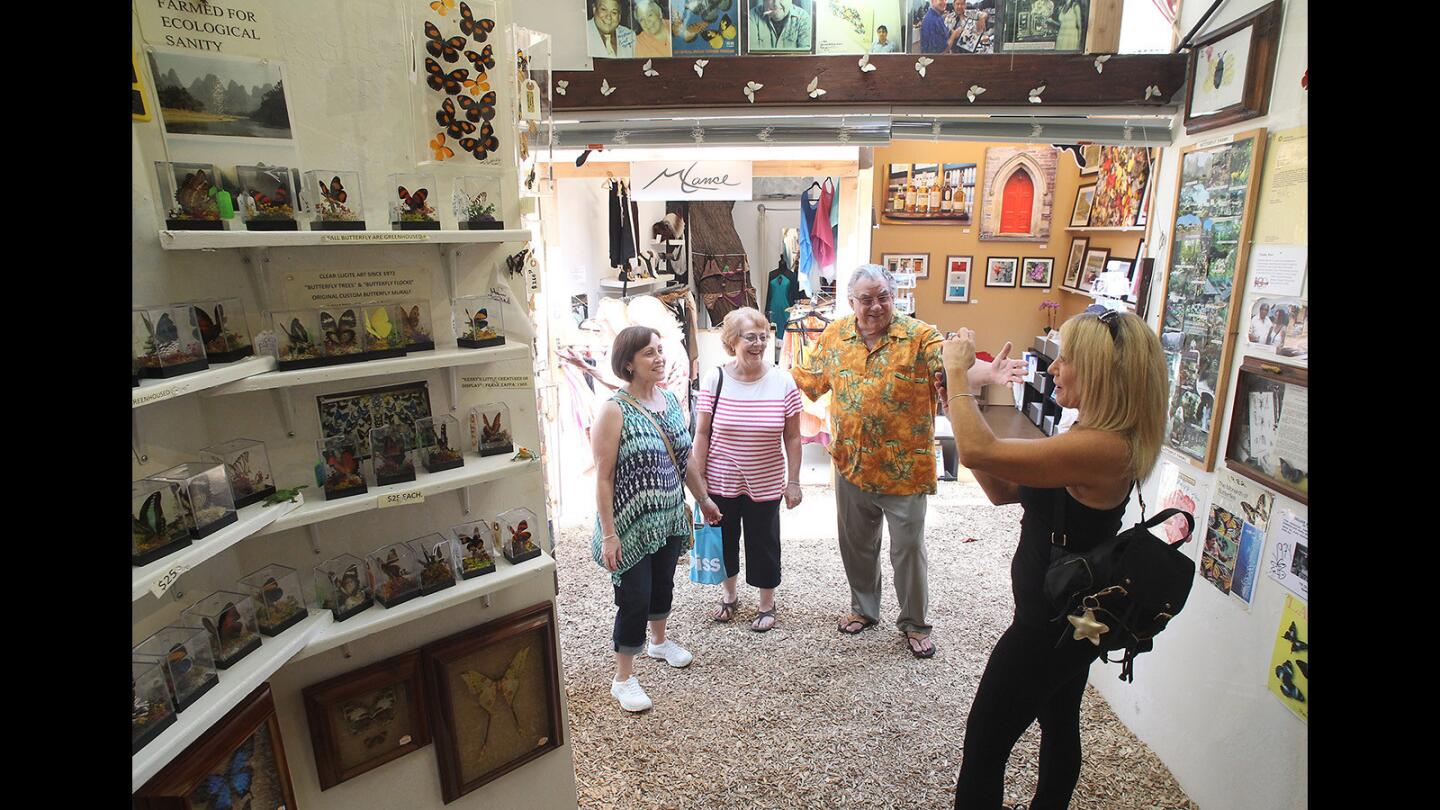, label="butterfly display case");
[409,532,458,595]
[416,413,465,473]
[390,172,440,230]
[271,309,328,370]
[132,478,193,566]
[498,506,541,564]
[134,305,210,379]
[360,303,408,361]
[315,553,375,622]
[319,305,367,363]
[303,169,366,231]
[512,24,554,199]
[134,625,220,712]
[236,163,299,231]
[239,563,308,637]
[369,422,418,487]
[319,434,369,500]
[470,401,514,457]
[397,300,437,352]
[452,175,504,230]
[450,518,498,579]
[155,161,226,231]
[132,659,178,754]
[182,590,263,670]
[367,542,423,608]
[454,293,506,348]
[190,297,255,364]
[151,461,239,540]
[200,437,276,509]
